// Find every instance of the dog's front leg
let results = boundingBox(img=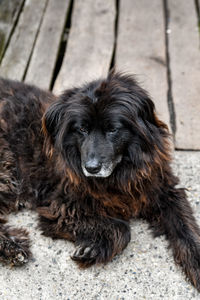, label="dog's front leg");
[145,187,200,291]
[71,216,131,267]
[38,199,131,267]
